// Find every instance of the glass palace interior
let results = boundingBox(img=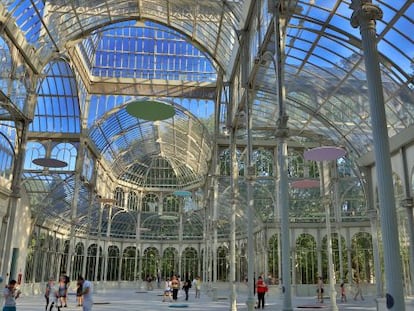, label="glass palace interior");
[0,0,414,309]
